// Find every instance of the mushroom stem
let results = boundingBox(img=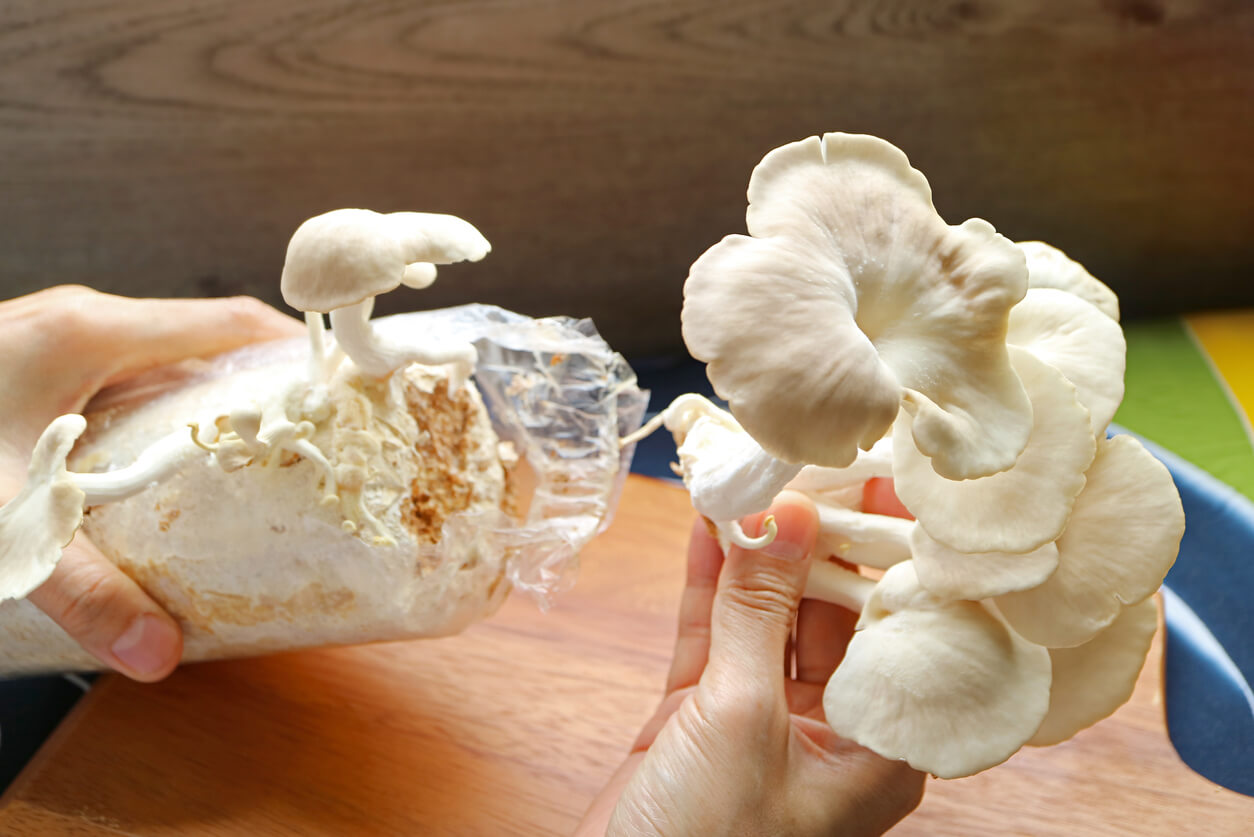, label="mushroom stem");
[72,430,202,503]
[804,559,876,613]
[786,439,894,493]
[720,516,778,550]
[619,410,667,448]
[815,502,914,569]
[300,311,326,378]
[229,406,263,450]
[287,439,340,505]
[621,393,735,449]
[330,300,477,388]
[188,421,219,452]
